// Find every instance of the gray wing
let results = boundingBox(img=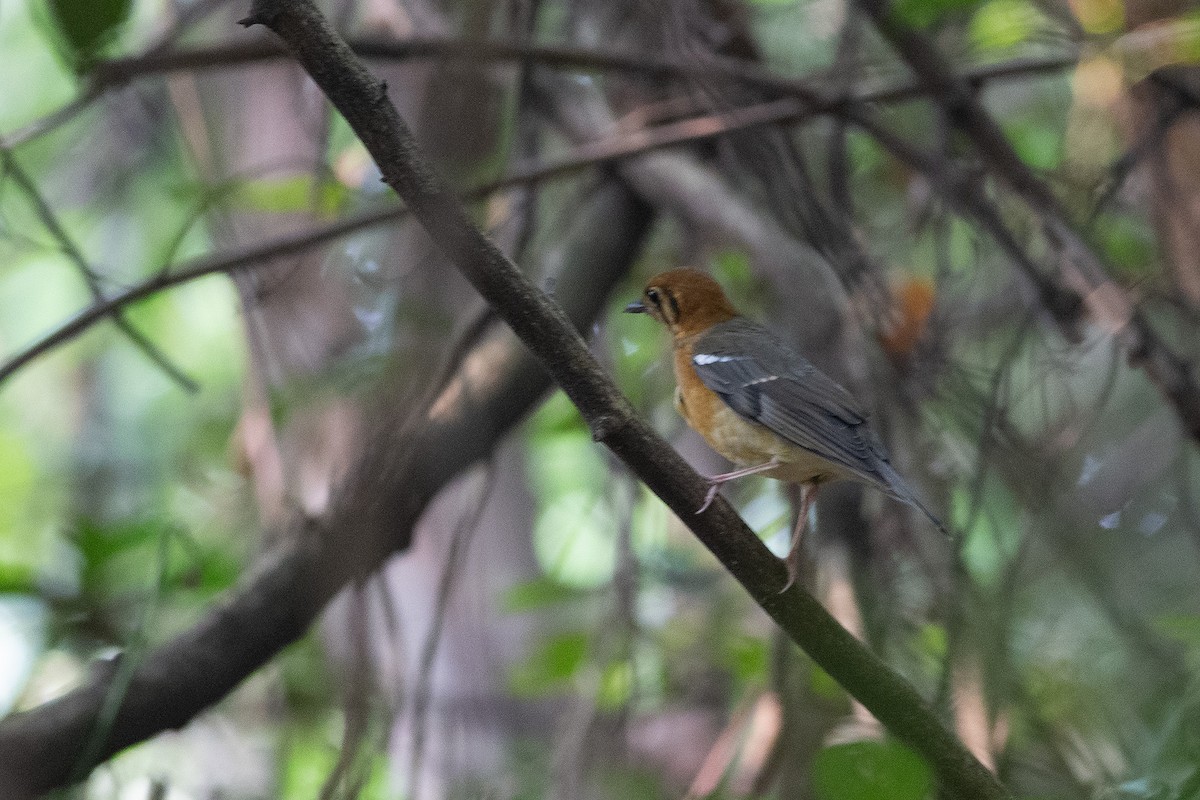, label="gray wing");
[691,318,891,490]
[692,319,948,534]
